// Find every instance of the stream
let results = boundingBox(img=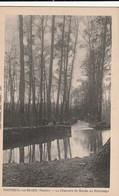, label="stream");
[3,120,110,164]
